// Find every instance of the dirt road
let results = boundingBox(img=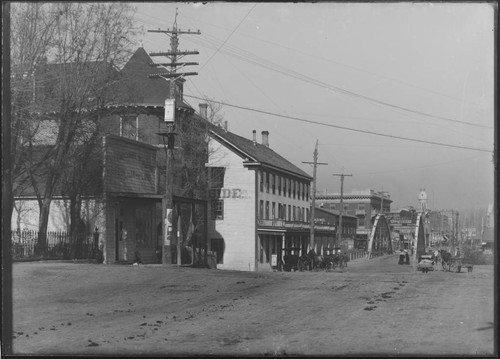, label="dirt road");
[11,255,495,356]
